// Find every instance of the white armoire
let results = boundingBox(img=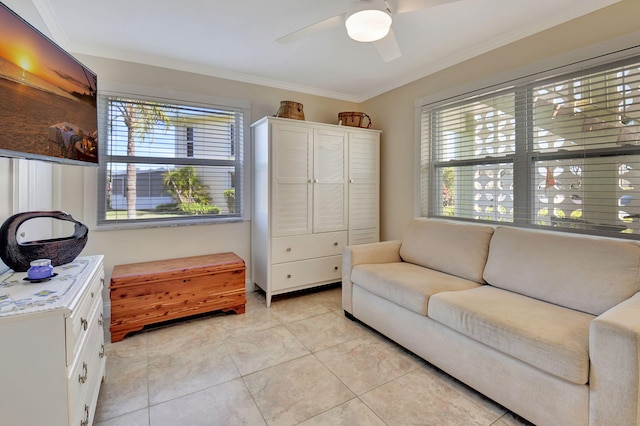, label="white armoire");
[251,116,380,306]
